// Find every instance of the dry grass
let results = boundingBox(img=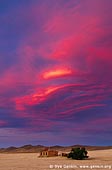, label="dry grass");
[0,149,112,170]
